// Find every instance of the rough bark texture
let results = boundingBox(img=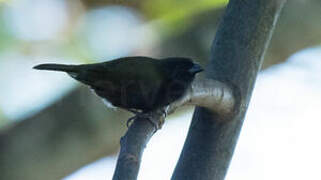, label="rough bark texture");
[172,0,287,180]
